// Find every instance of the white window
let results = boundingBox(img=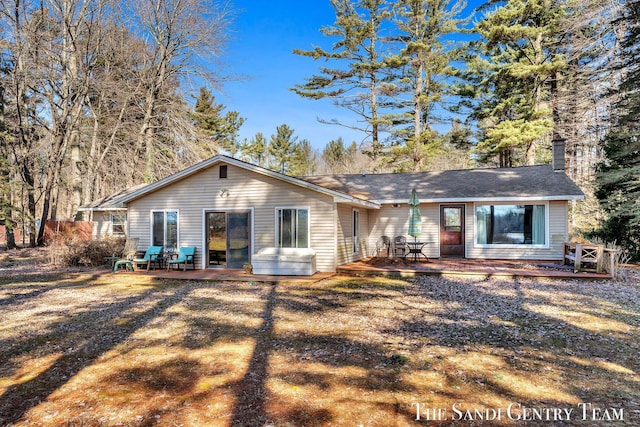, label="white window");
[152,210,178,248]
[110,213,126,235]
[475,204,546,246]
[276,207,309,248]
[352,209,360,253]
